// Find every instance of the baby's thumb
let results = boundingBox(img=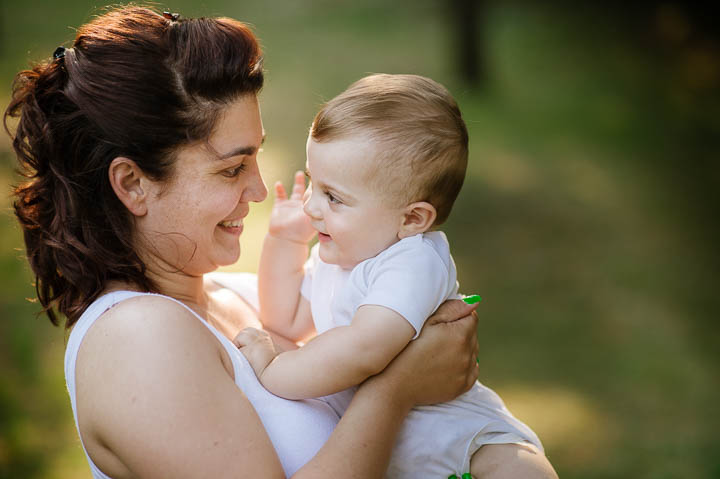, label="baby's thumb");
[232,332,246,348]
